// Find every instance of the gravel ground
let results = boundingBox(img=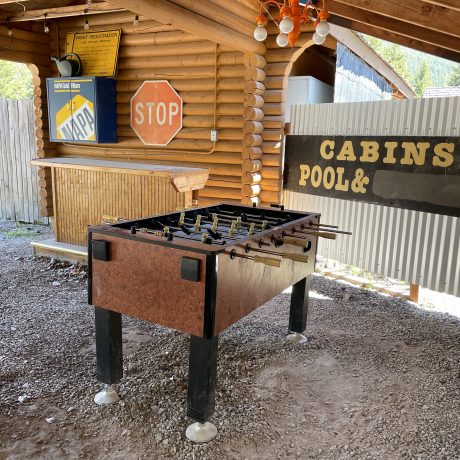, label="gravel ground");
[0,221,459,460]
